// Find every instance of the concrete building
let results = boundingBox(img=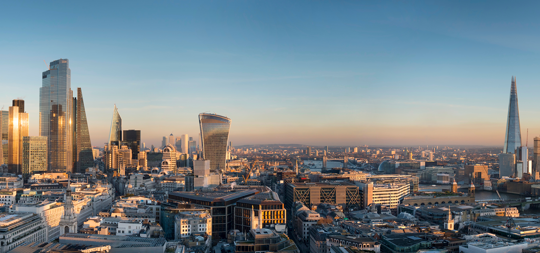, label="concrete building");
[357,182,410,209]
[0,213,47,252]
[162,145,177,172]
[284,182,361,209]
[499,154,516,178]
[117,220,143,236]
[174,210,212,239]
[295,210,321,241]
[22,136,48,174]
[460,241,528,253]
[10,201,64,241]
[234,228,298,253]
